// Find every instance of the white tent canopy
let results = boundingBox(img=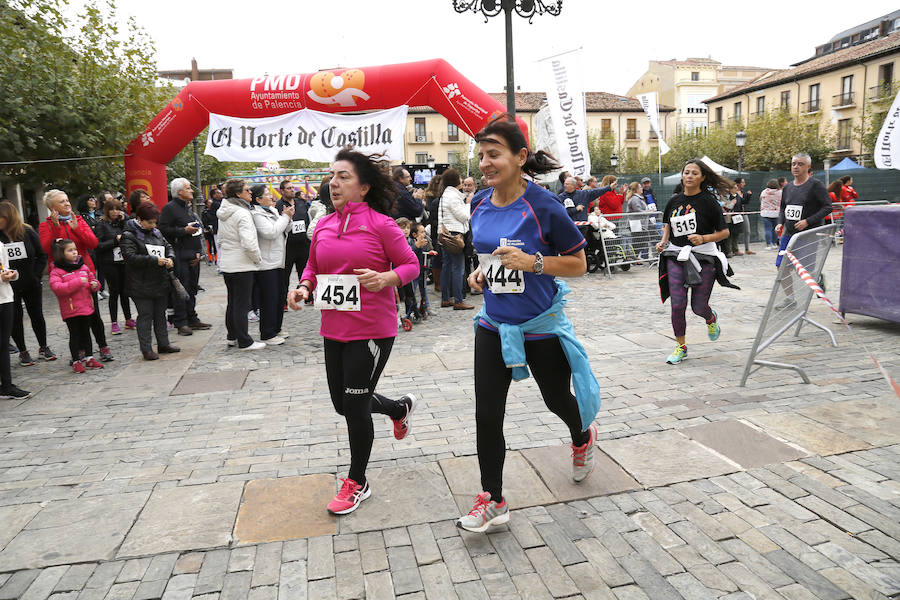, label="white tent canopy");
[663,155,739,184]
